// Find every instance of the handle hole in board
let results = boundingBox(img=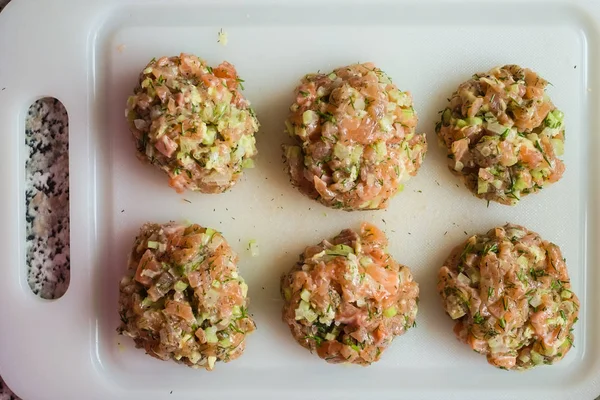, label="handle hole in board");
[25,98,70,300]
